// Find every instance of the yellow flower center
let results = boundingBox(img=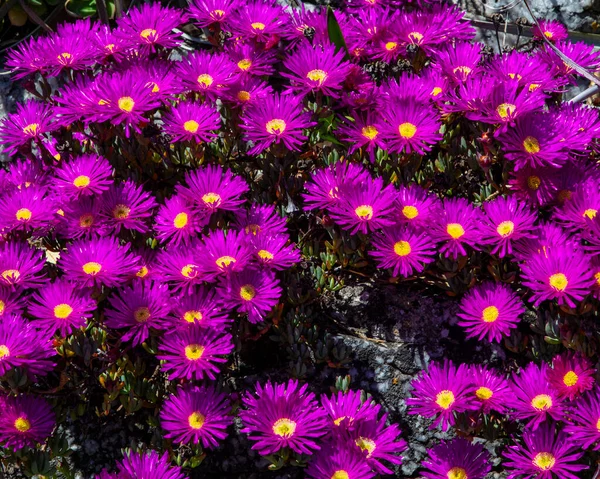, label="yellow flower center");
[73,175,91,188]
[595,271,600,286]
[361,125,378,140]
[184,344,205,360]
[134,306,151,323]
[173,212,188,229]
[0,345,10,358]
[118,96,135,113]
[0,300,5,315]
[432,86,443,96]
[596,417,600,431]
[435,390,455,409]
[355,437,376,457]
[240,284,256,301]
[105,43,115,52]
[251,22,266,30]
[508,73,523,81]
[272,418,297,437]
[333,415,353,426]
[266,119,286,135]
[549,273,568,291]
[14,417,31,432]
[183,120,199,133]
[531,394,553,410]
[54,303,73,319]
[258,249,274,260]
[113,204,130,219]
[202,192,221,205]
[453,66,472,77]
[523,136,540,154]
[216,256,236,268]
[147,82,160,93]
[475,386,493,400]
[245,224,261,235]
[563,370,579,387]
[398,122,417,139]
[238,59,252,71]
[527,175,541,190]
[385,41,398,51]
[181,264,198,278]
[496,103,516,119]
[184,310,203,323]
[409,31,424,42]
[544,31,553,39]
[447,468,468,479]
[533,452,556,471]
[197,74,214,88]
[15,208,32,221]
[82,262,102,275]
[393,240,411,257]
[402,205,419,219]
[140,28,157,40]
[1,269,20,283]
[482,306,499,323]
[331,471,350,479]
[136,266,148,278]
[22,123,40,136]
[188,412,206,429]
[584,208,598,220]
[237,91,251,102]
[355,205,373,219]
[446,223,465,239]
[212,9,225,17]
[496,220,515,237]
